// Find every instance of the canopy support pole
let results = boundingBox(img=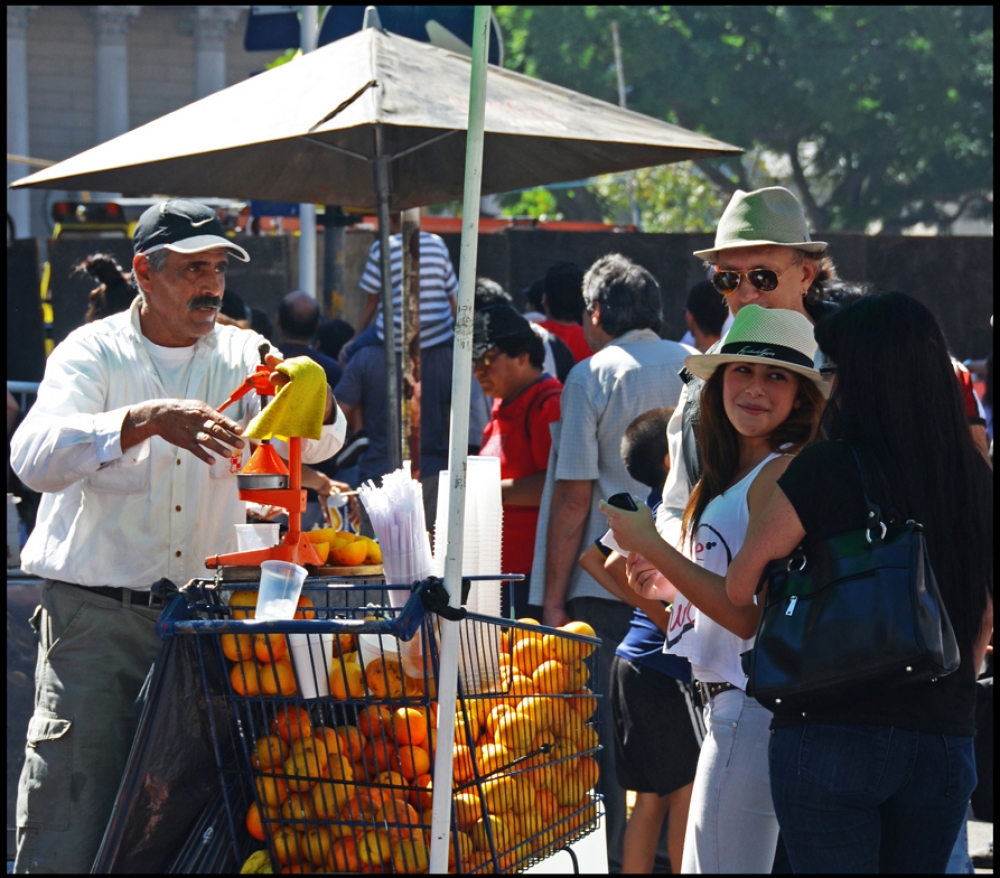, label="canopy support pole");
[373,123,402,471]
[428,6,491,875]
